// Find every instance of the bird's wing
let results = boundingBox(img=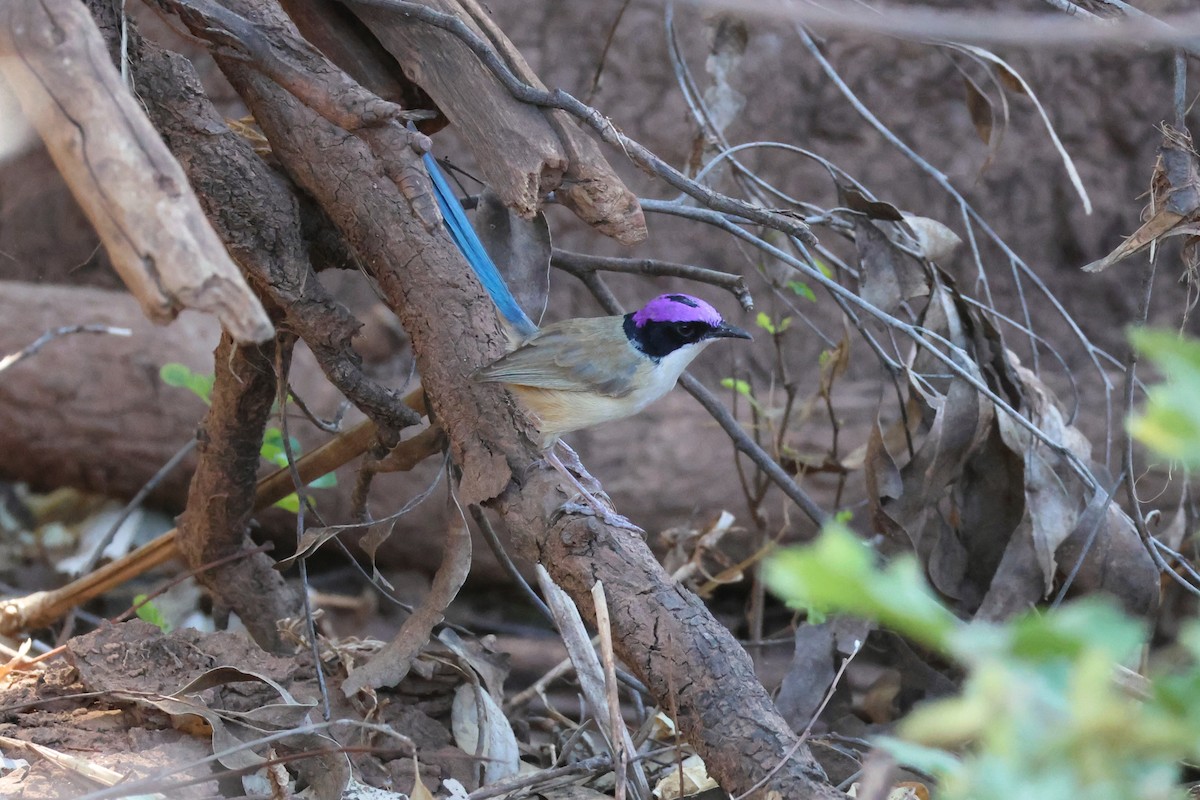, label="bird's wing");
[477,317,640,398]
